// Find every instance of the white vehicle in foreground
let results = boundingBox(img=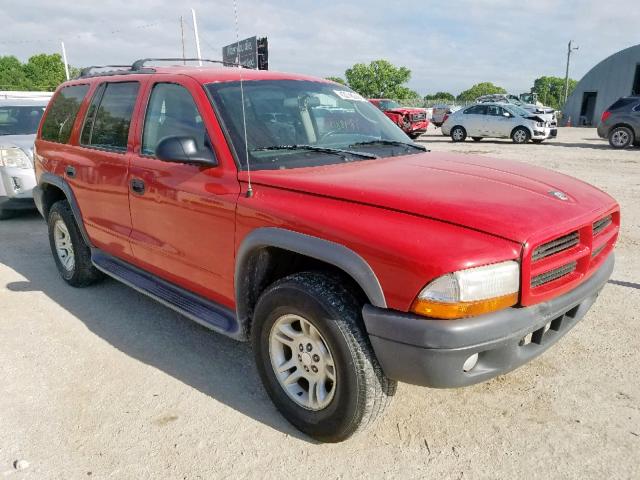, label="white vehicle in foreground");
[0,93,51,219]
[442,102,557,144]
